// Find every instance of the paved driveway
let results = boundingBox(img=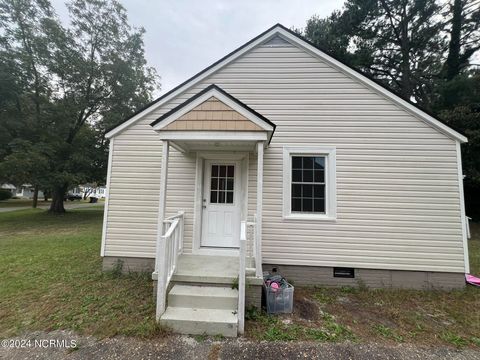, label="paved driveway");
[1,331,479,360]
